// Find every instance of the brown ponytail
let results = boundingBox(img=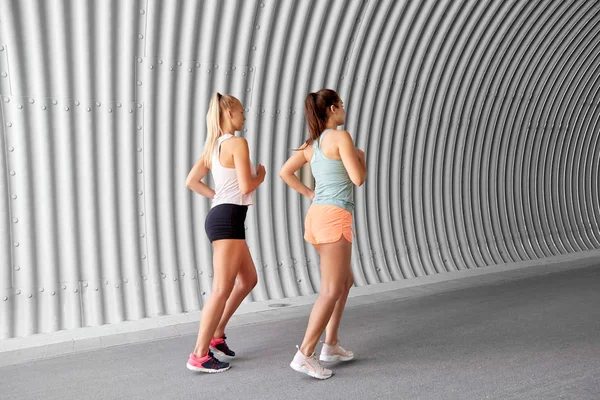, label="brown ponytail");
[299,89,341,149]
